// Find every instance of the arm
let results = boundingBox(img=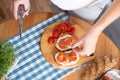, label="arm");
[72,0,120,56]
[90,0,120,36]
